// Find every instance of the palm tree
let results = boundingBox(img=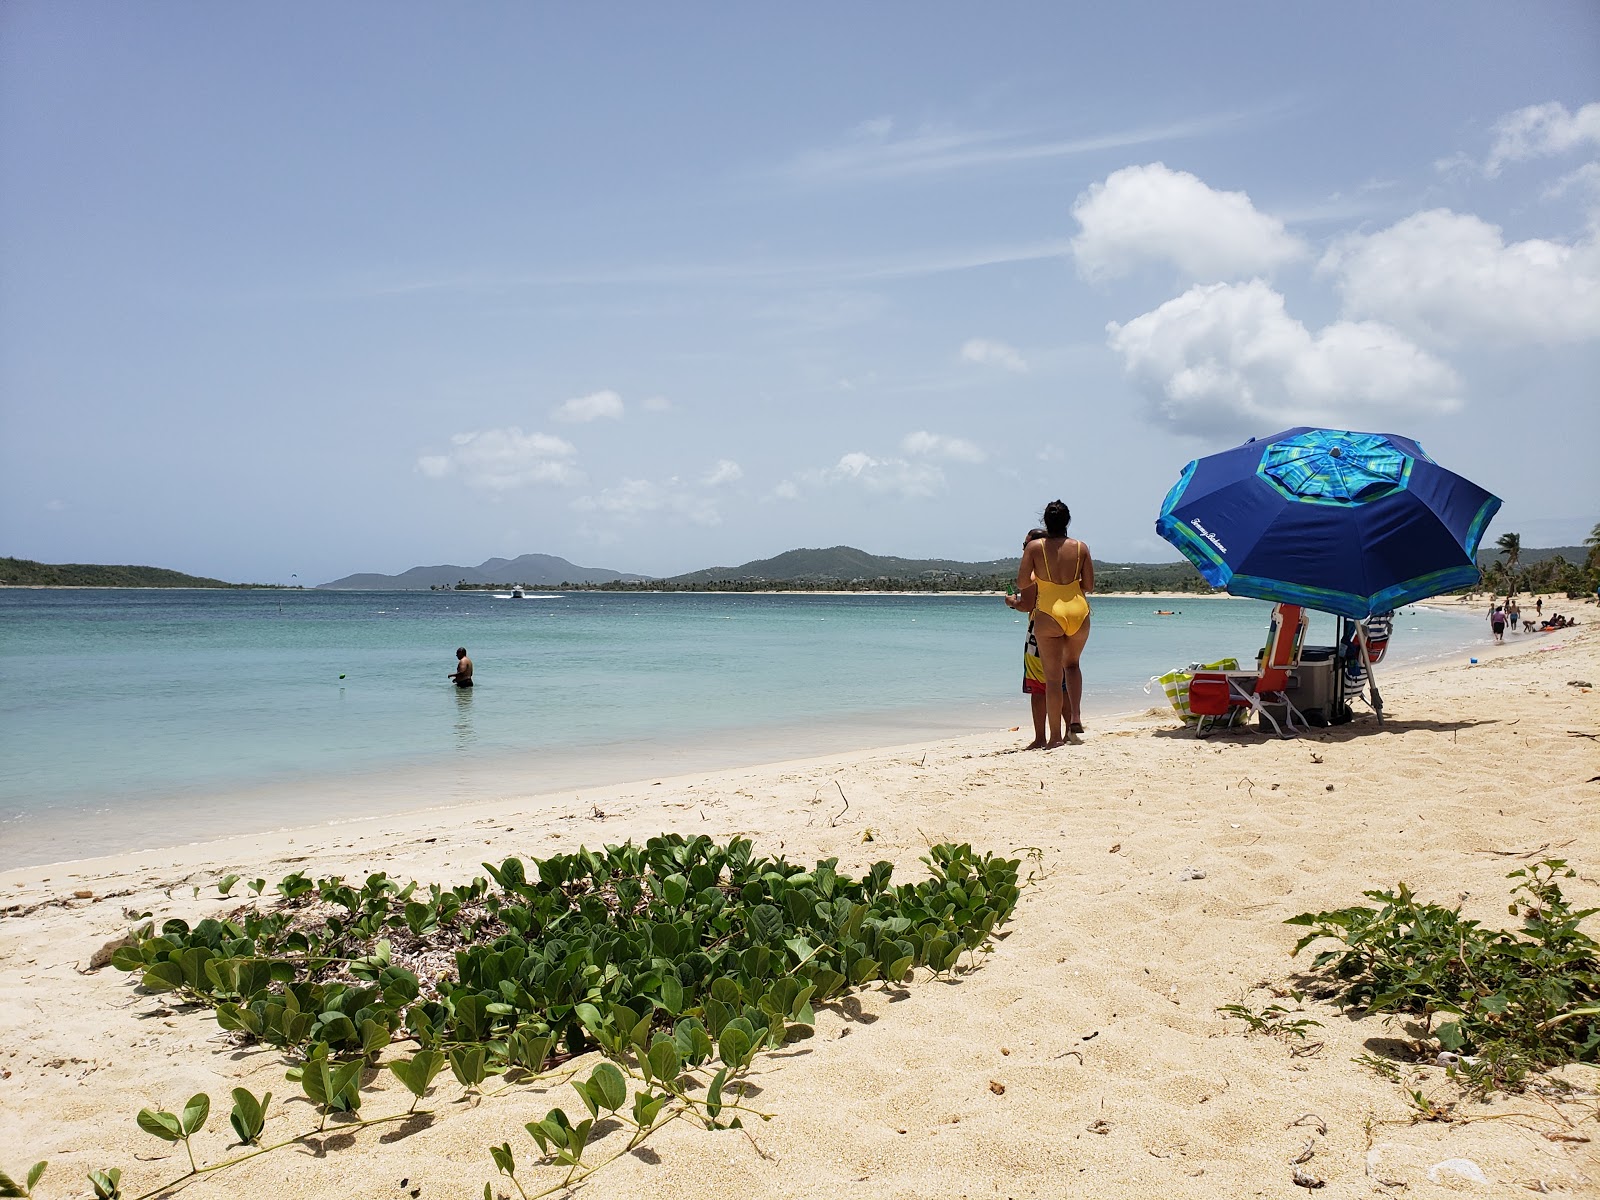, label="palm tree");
[1495,532,1522,595]
[1585,521,1600,572]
